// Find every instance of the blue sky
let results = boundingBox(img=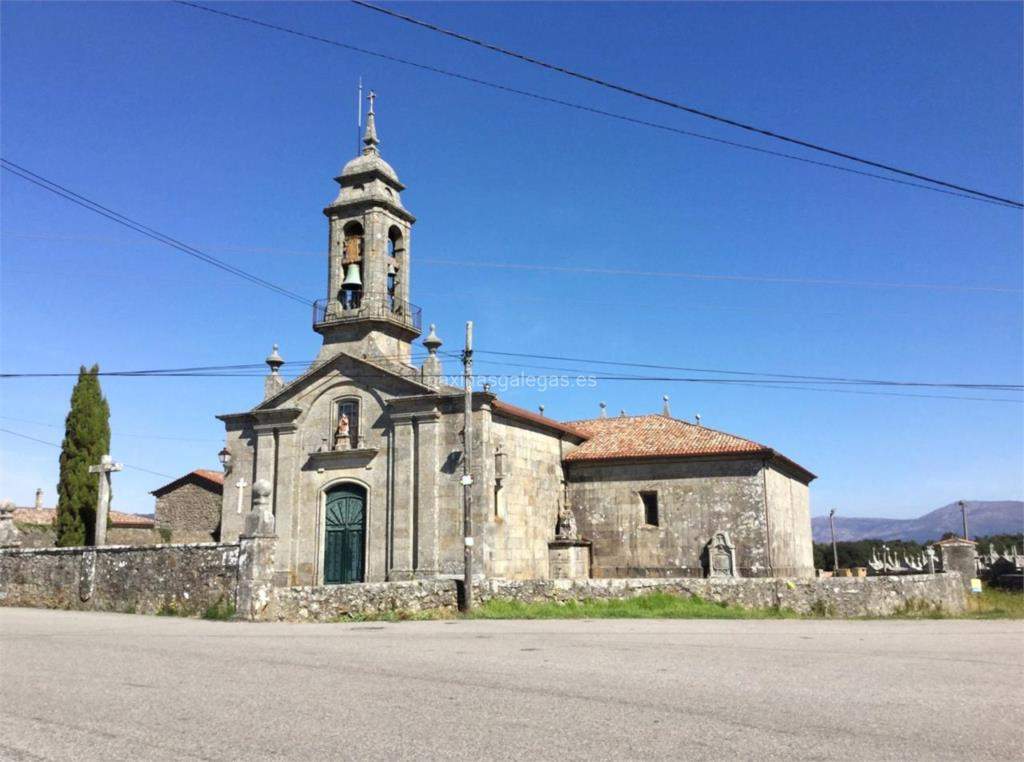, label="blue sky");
[1,1,1021,520]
